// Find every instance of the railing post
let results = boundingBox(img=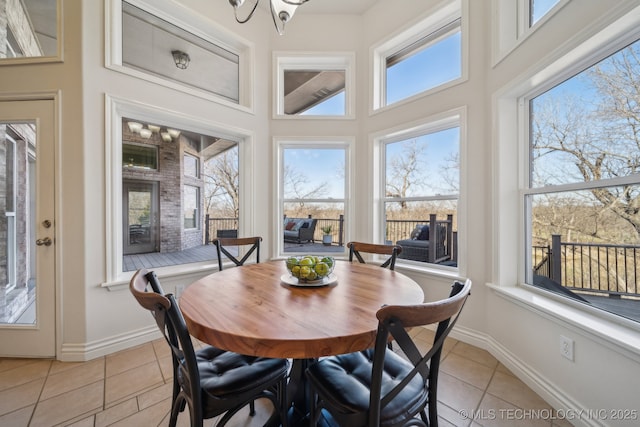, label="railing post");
[551,234,562,283]
[428,214,436,263]
[446,214,453,259]
[205,214,210,244]
[338,214,344,247]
